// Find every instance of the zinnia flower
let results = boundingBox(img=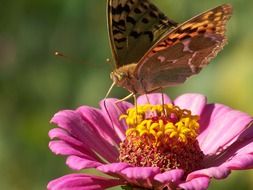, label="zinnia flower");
[48,93,253,190]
